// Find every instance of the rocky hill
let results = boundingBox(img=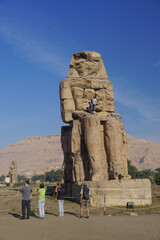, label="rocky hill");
[0,135,63,177]
[127,135,160,170]
[0,134,160,176]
